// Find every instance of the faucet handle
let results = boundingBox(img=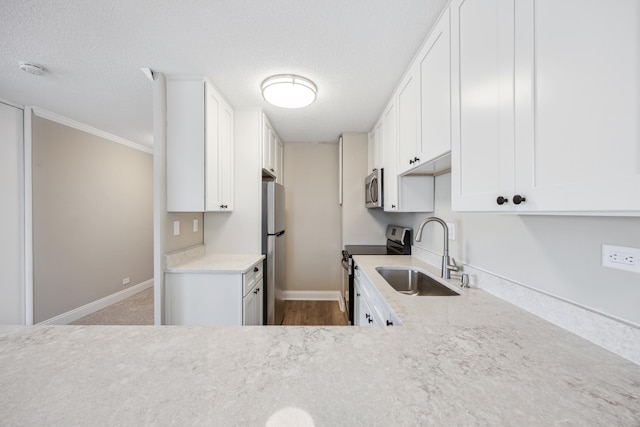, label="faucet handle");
[447,257,460,271]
